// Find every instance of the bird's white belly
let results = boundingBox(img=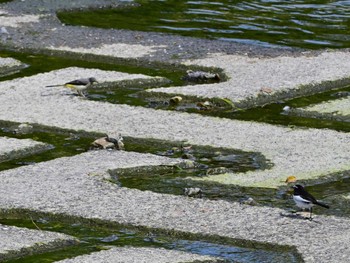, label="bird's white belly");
[293,195,313,209]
